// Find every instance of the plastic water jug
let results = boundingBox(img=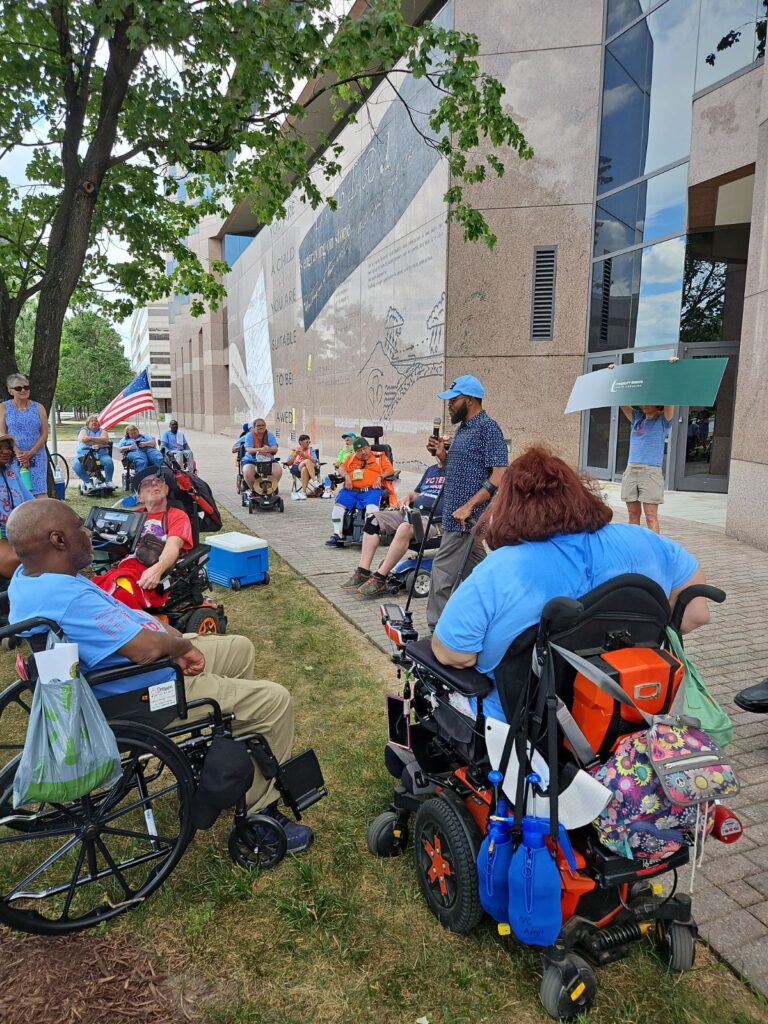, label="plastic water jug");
[477,771,513,927]
[19,466,33,491]
[507,814,563,947]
